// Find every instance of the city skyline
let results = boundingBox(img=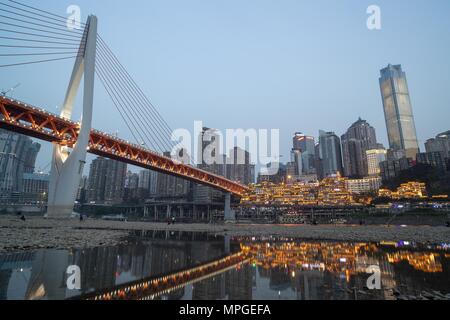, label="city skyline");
[0,1,449,304]
[1,0,449,172]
